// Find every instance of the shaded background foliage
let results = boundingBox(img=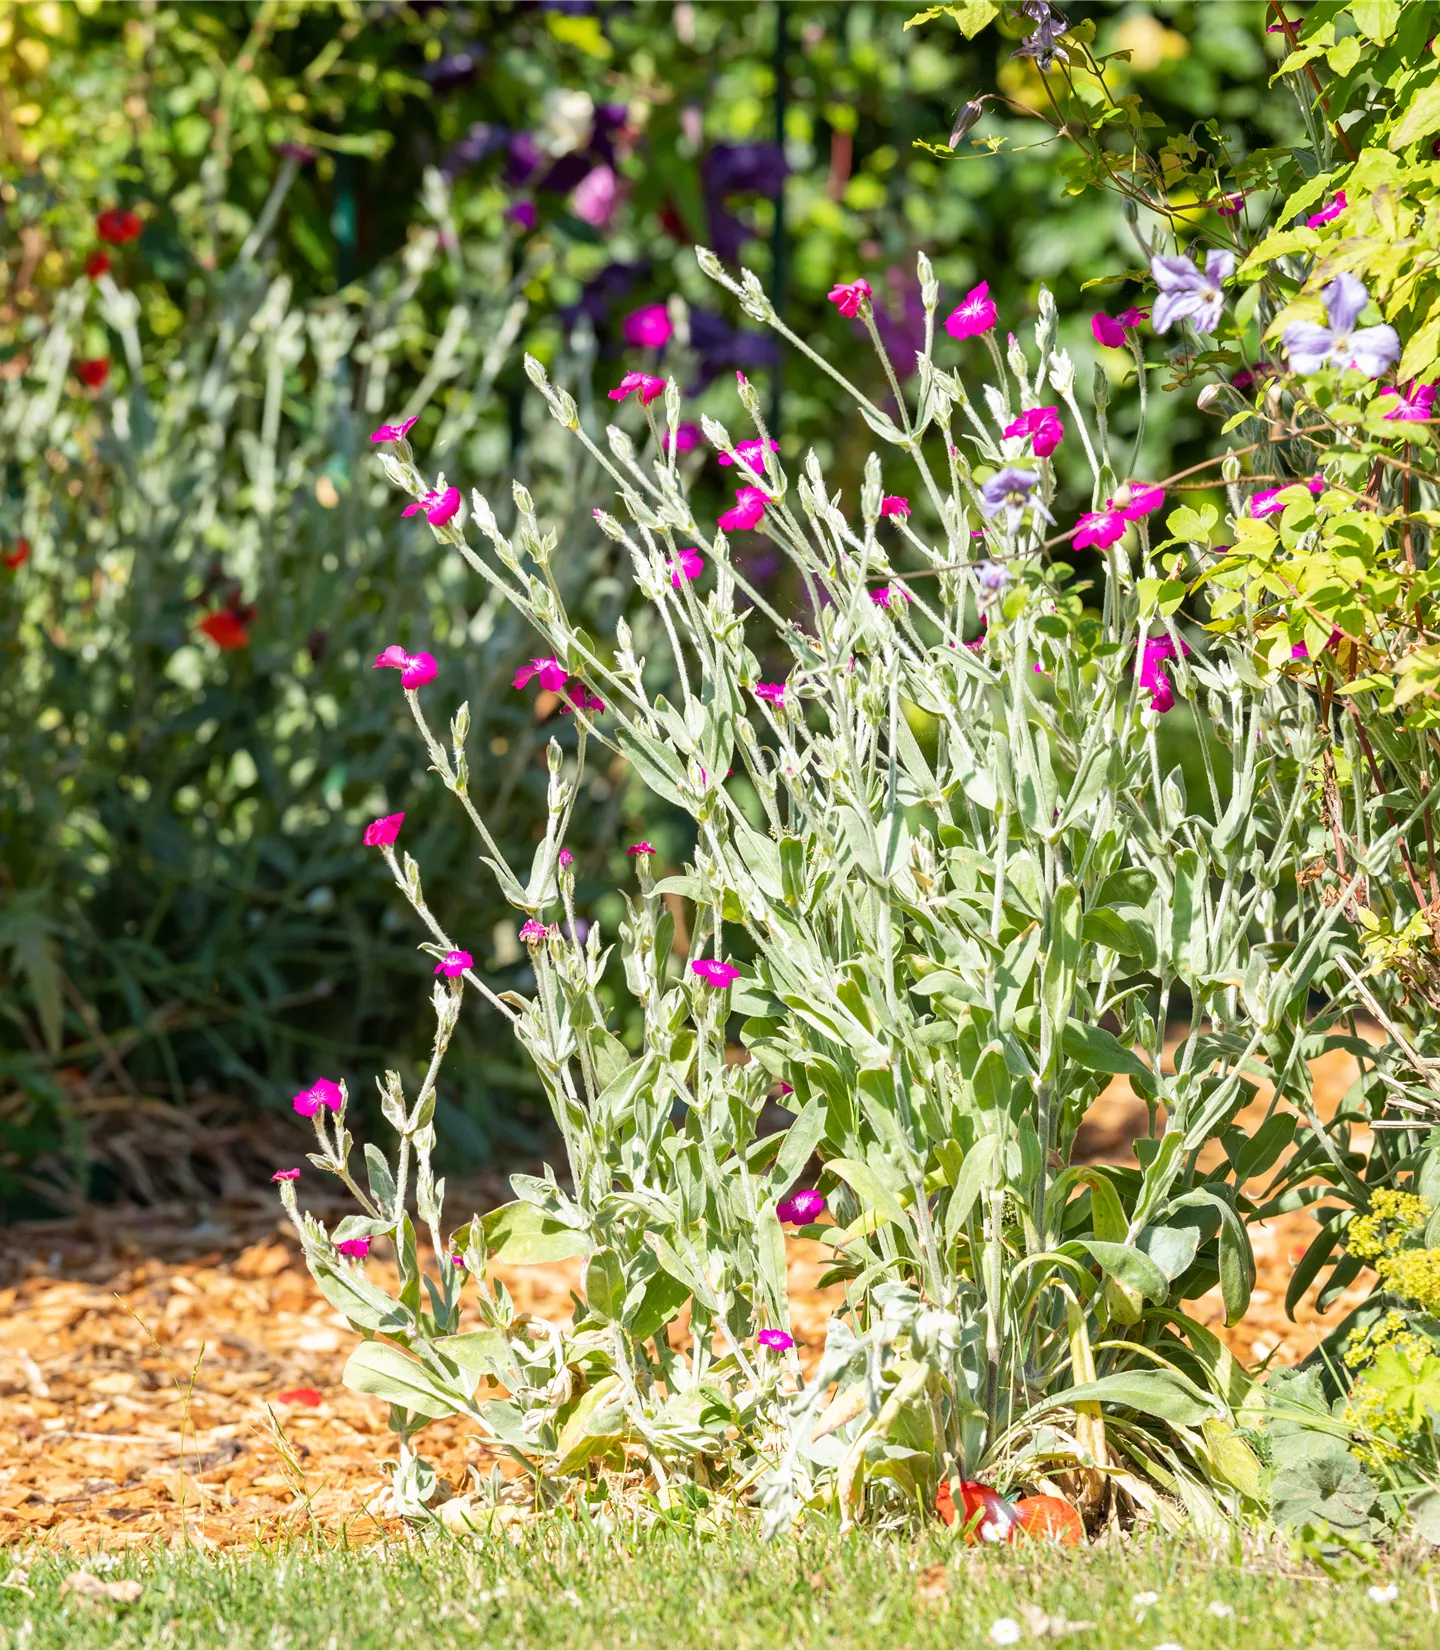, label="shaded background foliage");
[0,0,1294,1214]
